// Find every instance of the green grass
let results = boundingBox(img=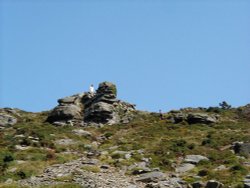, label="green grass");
[0,108,250,186]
